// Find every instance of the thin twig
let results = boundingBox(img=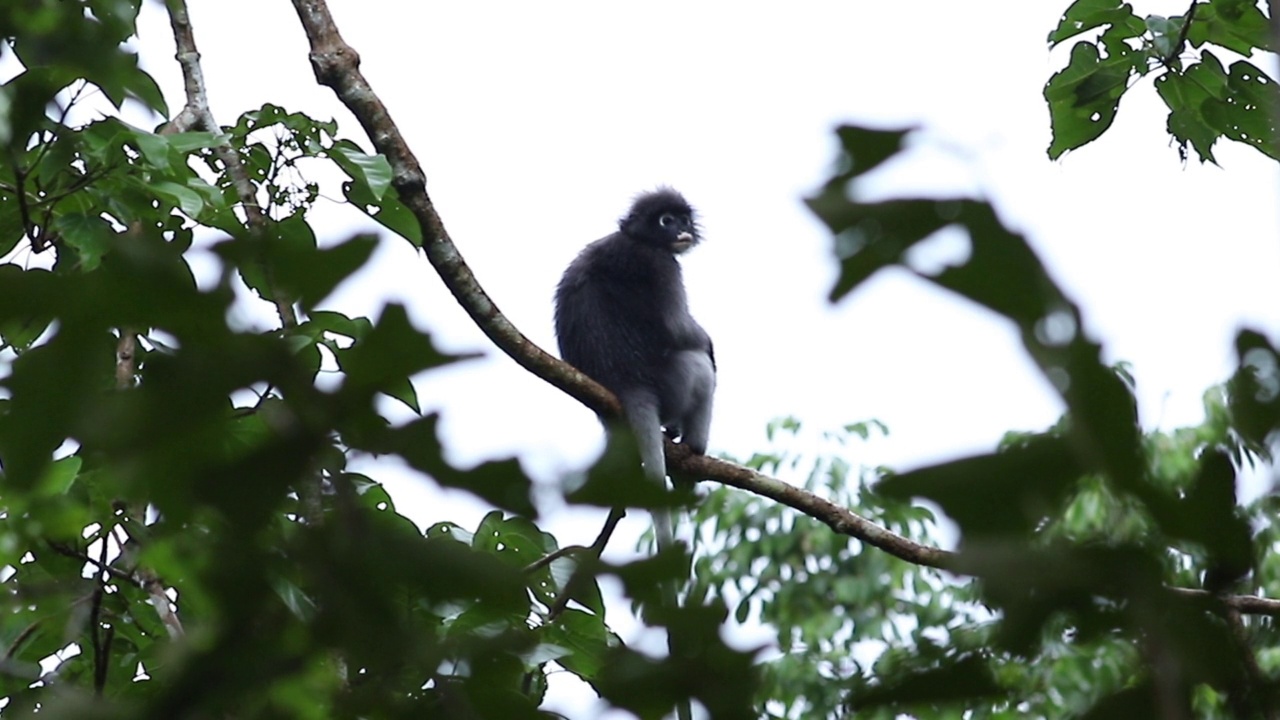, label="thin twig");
[46,541,143,587]
[1161,0,1198,66]
[138,568,185,639]
[3,618,42,665]
[48,537,185,636]
[545,508,626,622]
[3,593,97,668]
[90,534,111,695]
[523,544,593,575]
